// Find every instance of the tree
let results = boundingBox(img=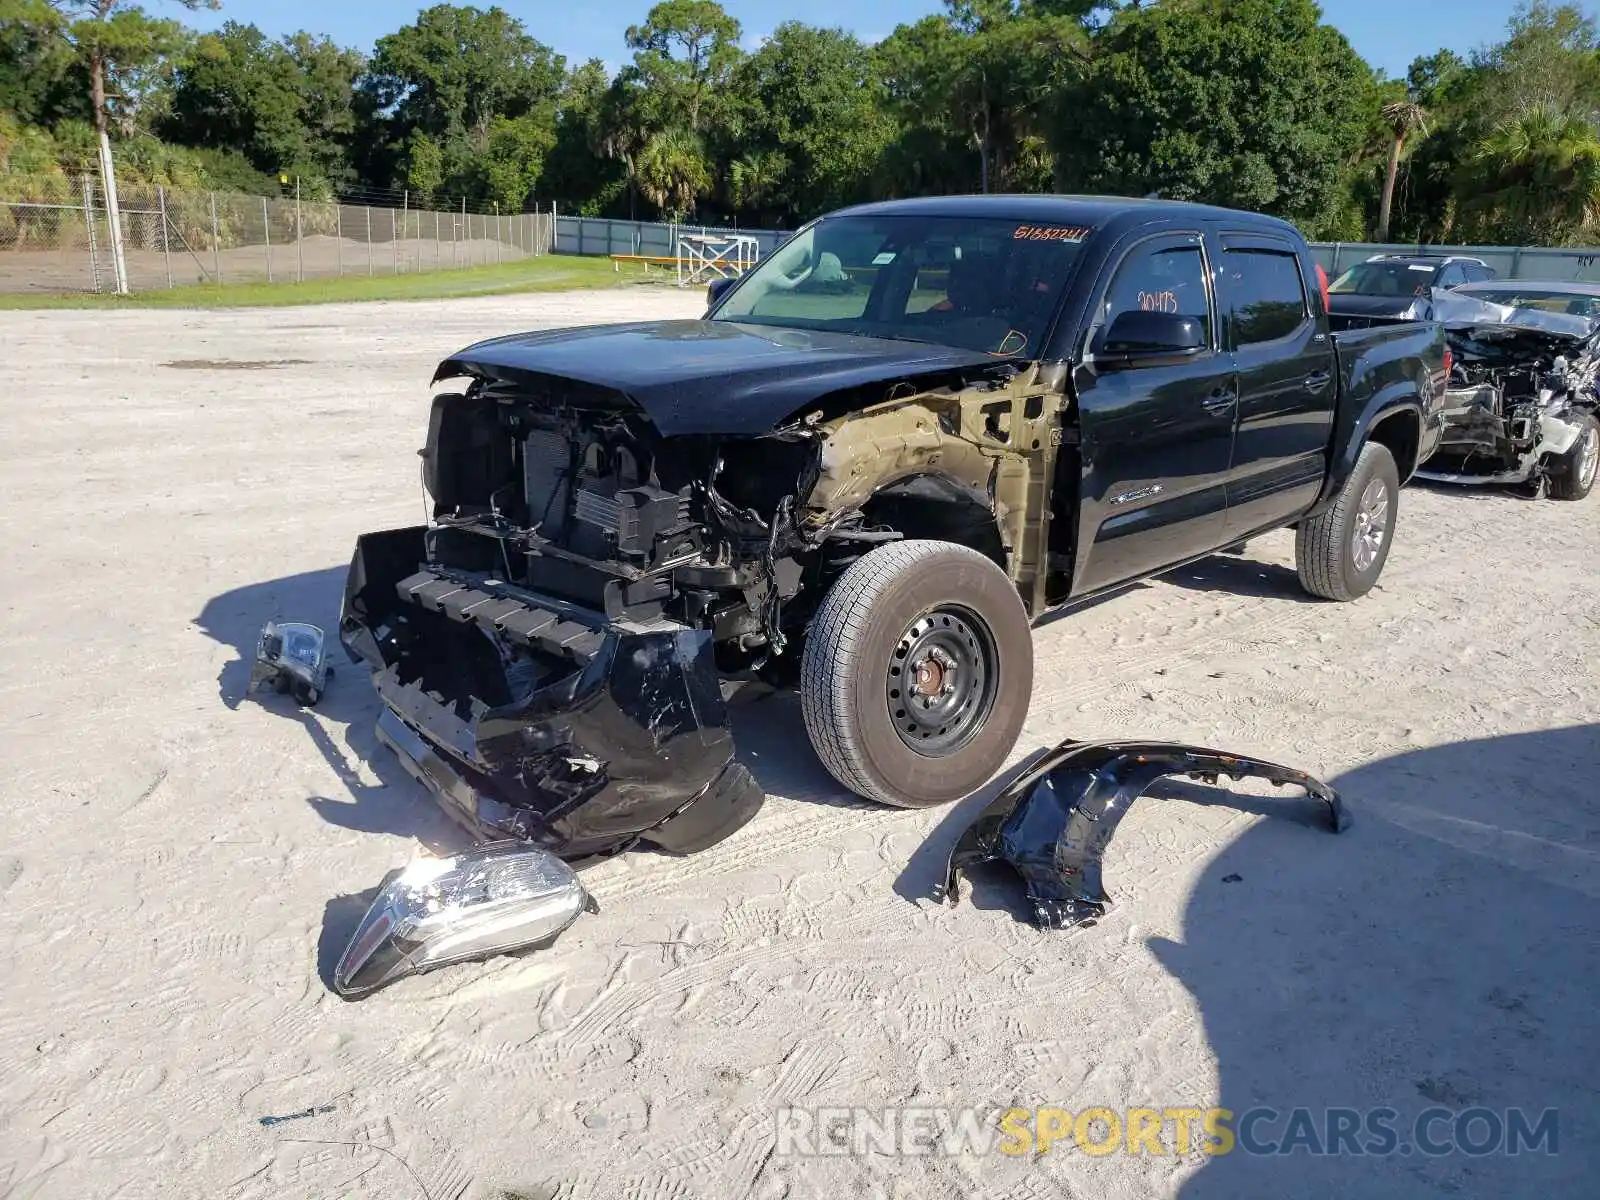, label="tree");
[164,22,364,185]
[726,23,894,222]
[623,0,742,133]
[1049,0,1378,237]
[1461,105,1600,243]
[365,4,564,197]
[634,126,710,220]
[0,0,84,127]
[877,2,1087,198]
[542,59,628,213]
[406,132,444,196]
[728,150,789,221]
[35,1,214,143]
[1376,99,1429,241]
[1472,1,1600,121]
[1371,5,1600,245]
[479,109,557,210]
